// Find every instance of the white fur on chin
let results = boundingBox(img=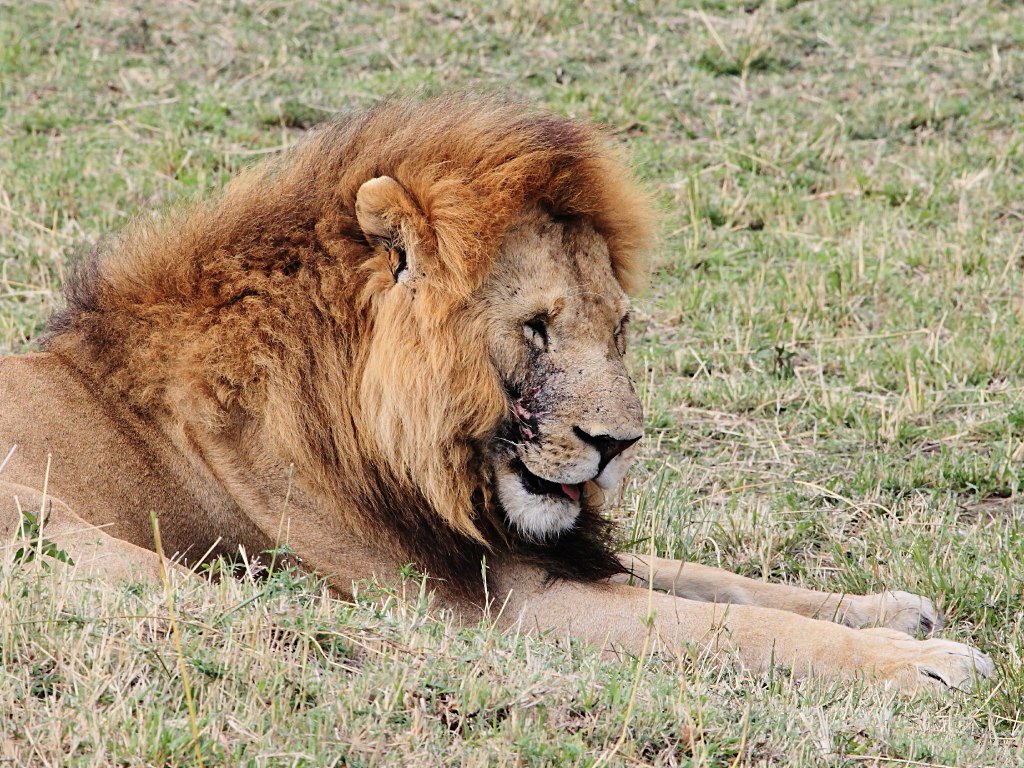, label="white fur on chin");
[497,468,579,541]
